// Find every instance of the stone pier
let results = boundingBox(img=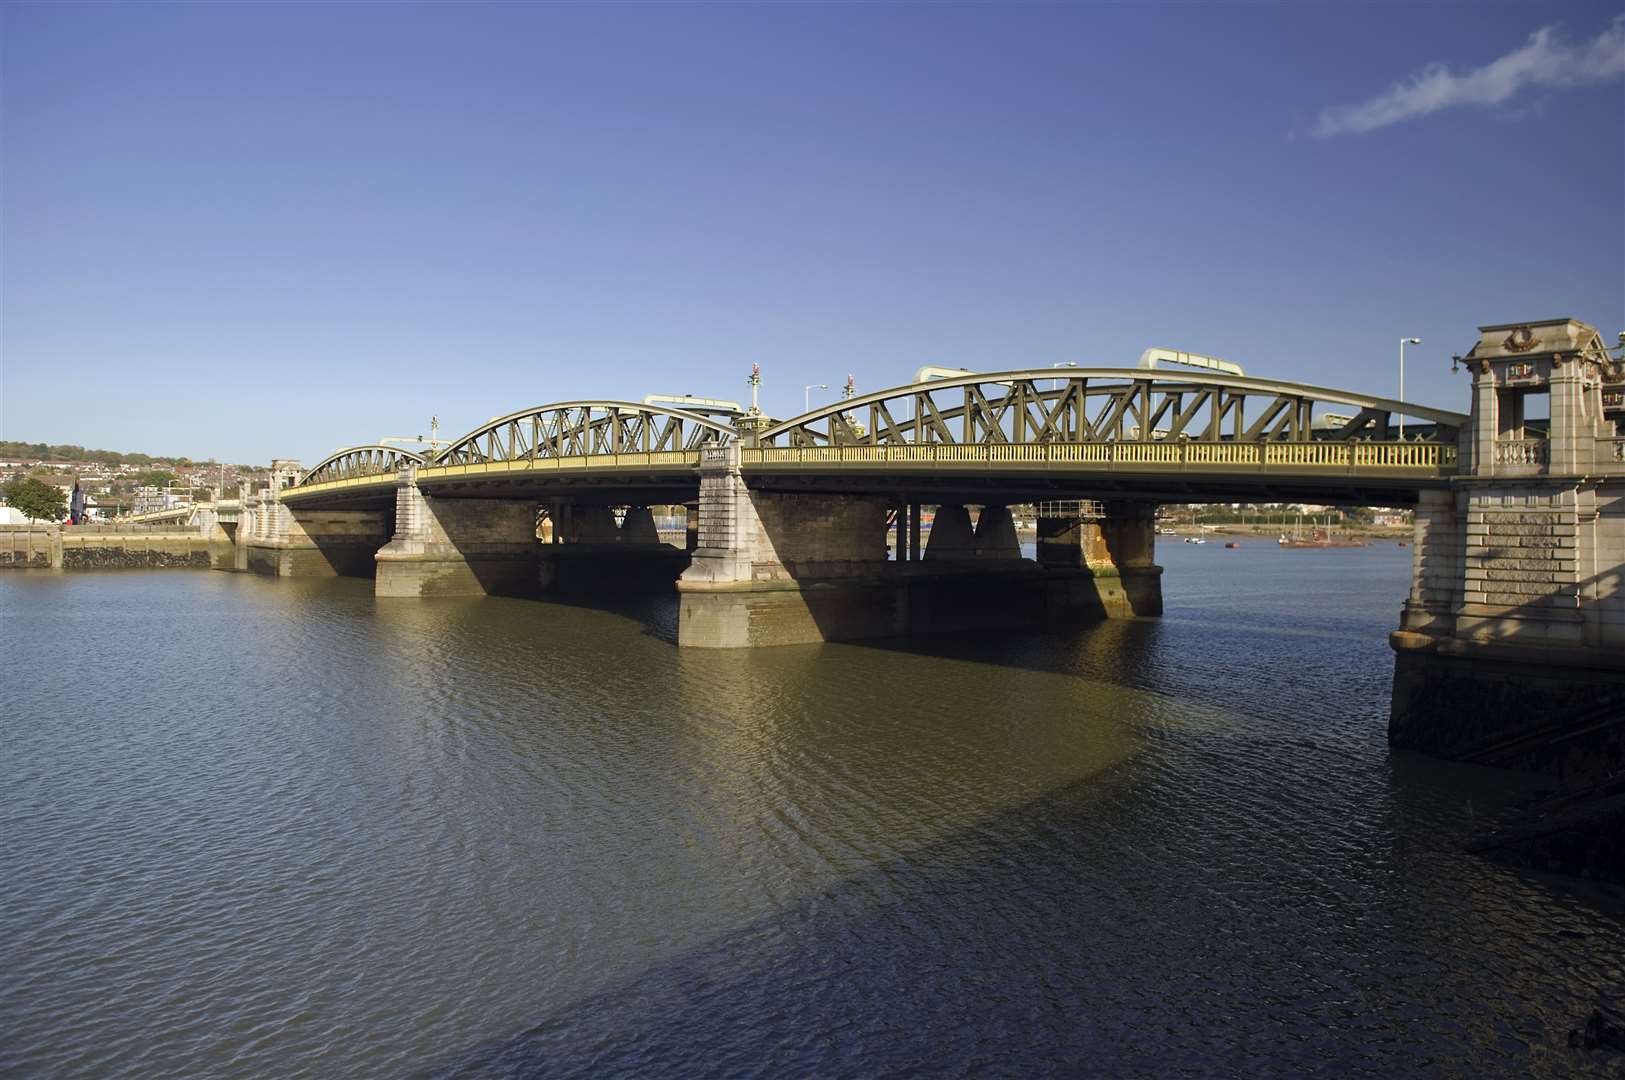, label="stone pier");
[1035,501,1164,619]
[374,465,539,597]
[1390,318,1625,777]
[247,505,392,578]
[239,460,389,578]
[676,445,1163,648]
